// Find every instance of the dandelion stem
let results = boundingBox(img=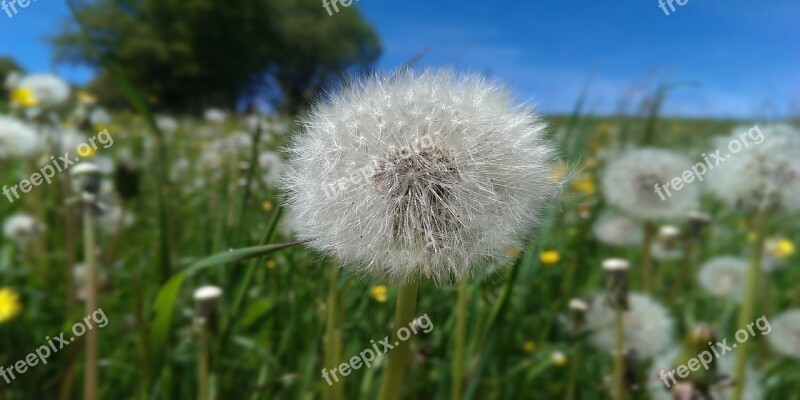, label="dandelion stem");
[378,278,419,400]
[641,221,654,293]
[731,213,767,400]
[324,262,343,400]
[197,327,210,400]
[82,204,99,400]
[451,278,468,400]
[612,308,625,400]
